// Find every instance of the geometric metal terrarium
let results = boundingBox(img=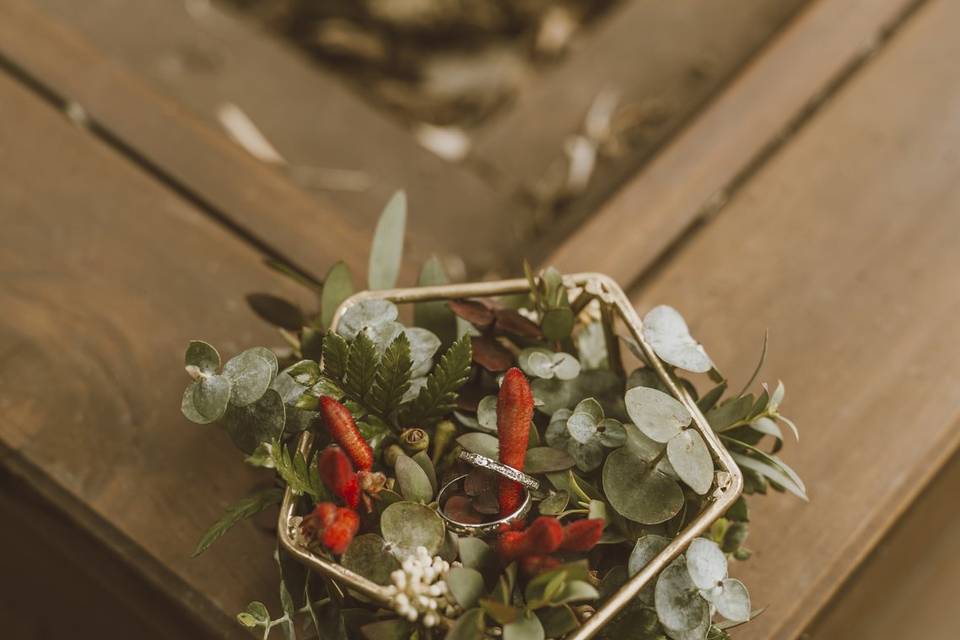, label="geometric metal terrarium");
[278,272,743,639]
